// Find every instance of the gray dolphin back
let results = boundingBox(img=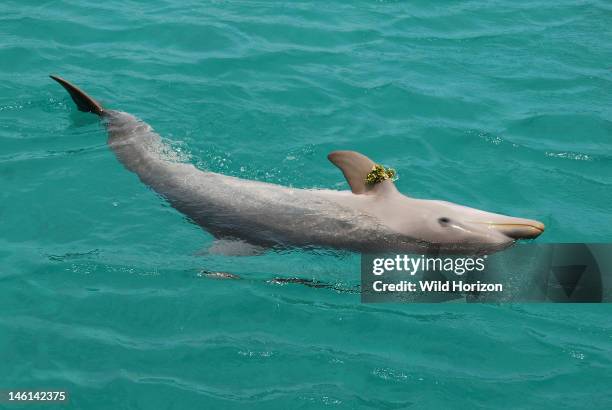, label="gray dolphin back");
[49,76,421,253]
